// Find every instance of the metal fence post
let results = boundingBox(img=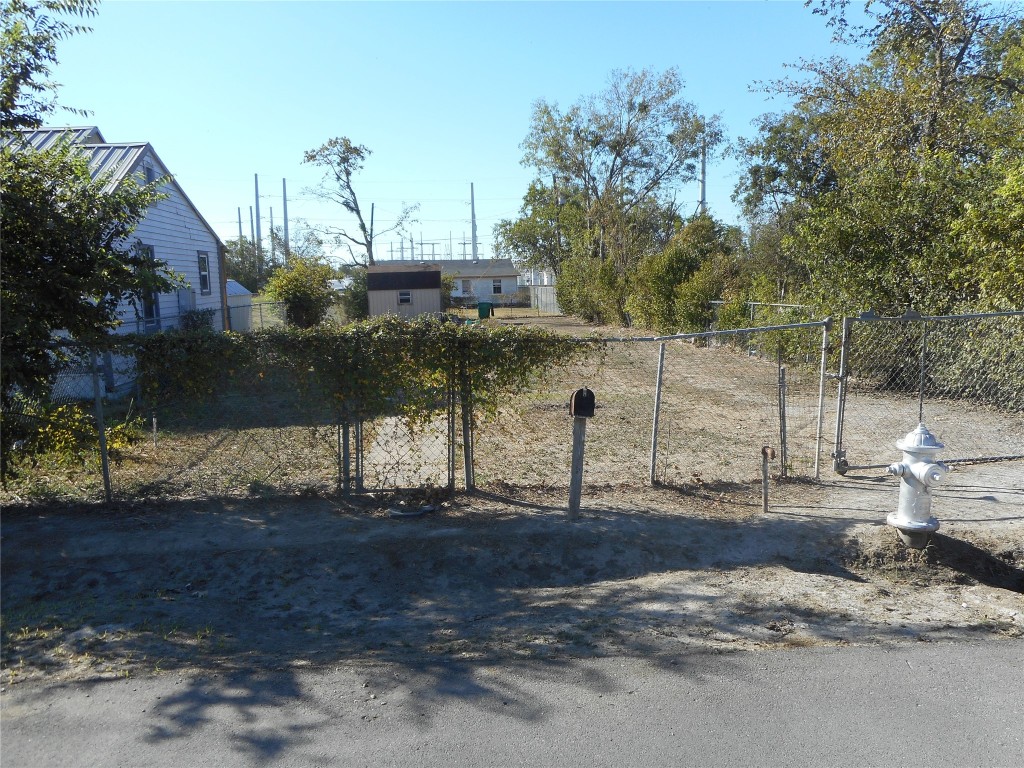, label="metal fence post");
[340,420,351,496]
[832,316,853,474]
[813,319,832,480]
[778,364,789,479]
[355,419,364,491]
[918,321,929,424]
[90,349,113,503]
[447,375,457,491]
[459,356,475,491]
[649,341,666,485]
